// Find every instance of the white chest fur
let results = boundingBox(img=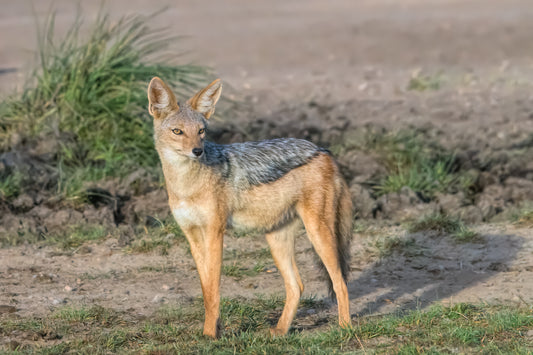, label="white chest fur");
[161,147,187,167]
[172,200,204,228]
